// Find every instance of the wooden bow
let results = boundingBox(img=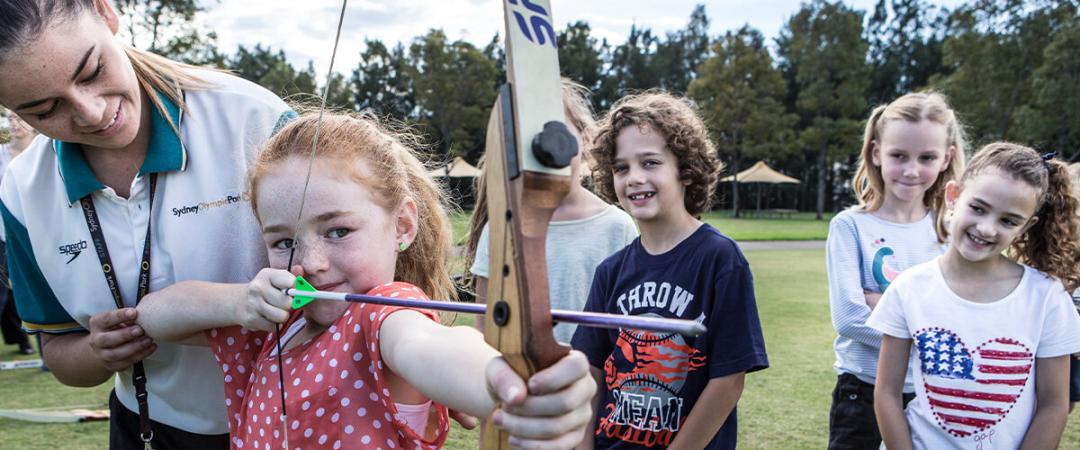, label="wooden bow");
[481,1,575,448]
